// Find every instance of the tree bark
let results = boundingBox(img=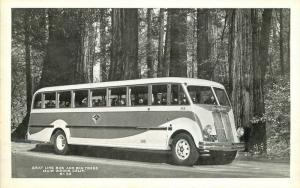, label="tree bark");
[279,9,284,75]
[231,9,253,137]
[169,9,187,77]
[251,9,272,153]
[146,8,154,78]
[197,9,210,79]
[227,9,235,97]
[163,10,171,77]
[24,9,32,112]
[157,8,165,77]
[99,9,108,82]
[287,9,290,72]
[110,9,139,81]
[39,9,82,87]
